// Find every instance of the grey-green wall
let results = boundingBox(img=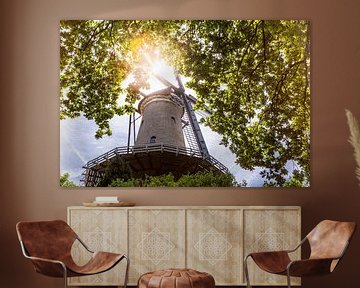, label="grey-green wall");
[1,0,360,287]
